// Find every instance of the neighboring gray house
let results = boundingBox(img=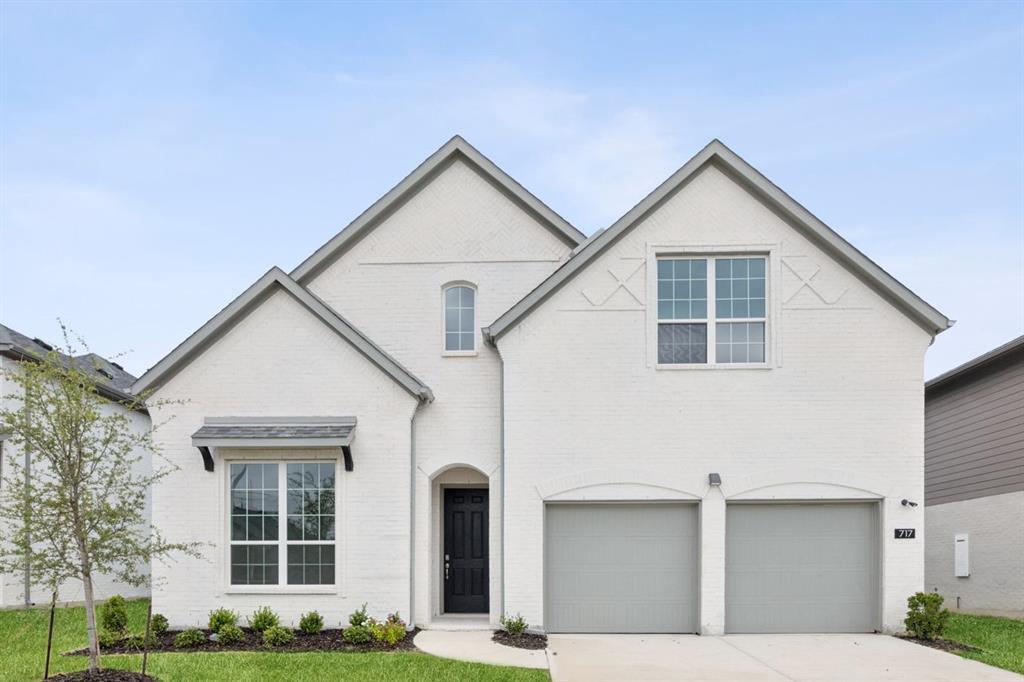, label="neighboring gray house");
[0,323,152,607]
[925,335,1024,616]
